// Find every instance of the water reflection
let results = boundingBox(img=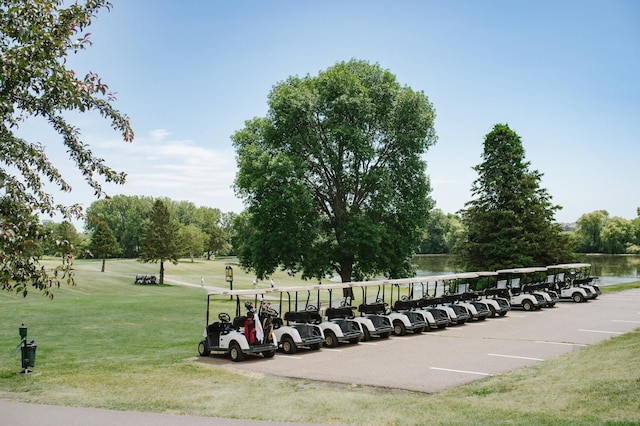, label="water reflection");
[412,254,640,286]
